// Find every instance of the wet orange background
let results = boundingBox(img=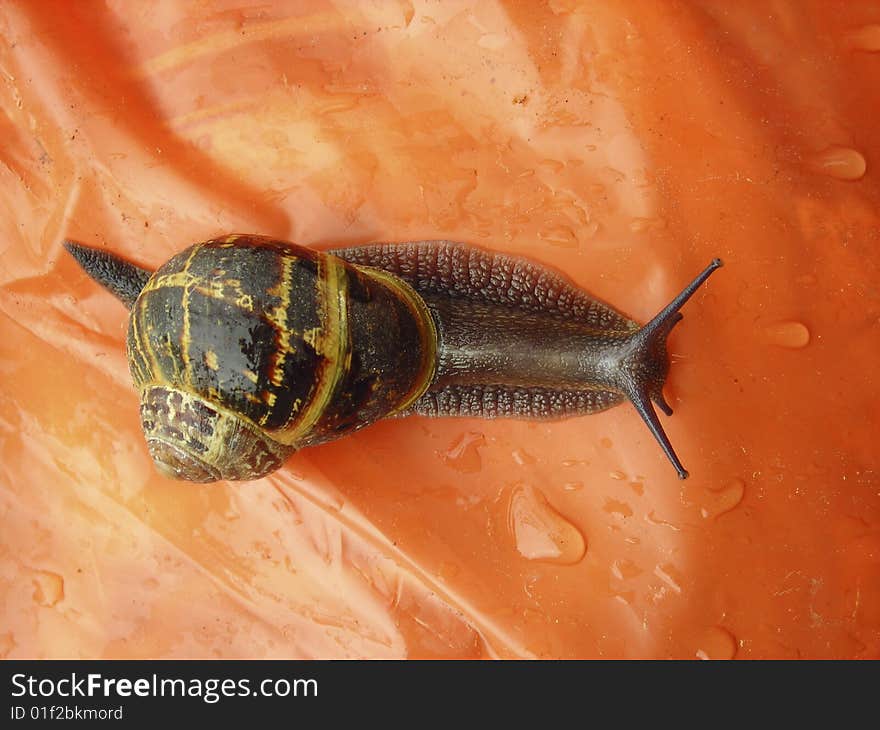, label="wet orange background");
[1,1,878,659]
